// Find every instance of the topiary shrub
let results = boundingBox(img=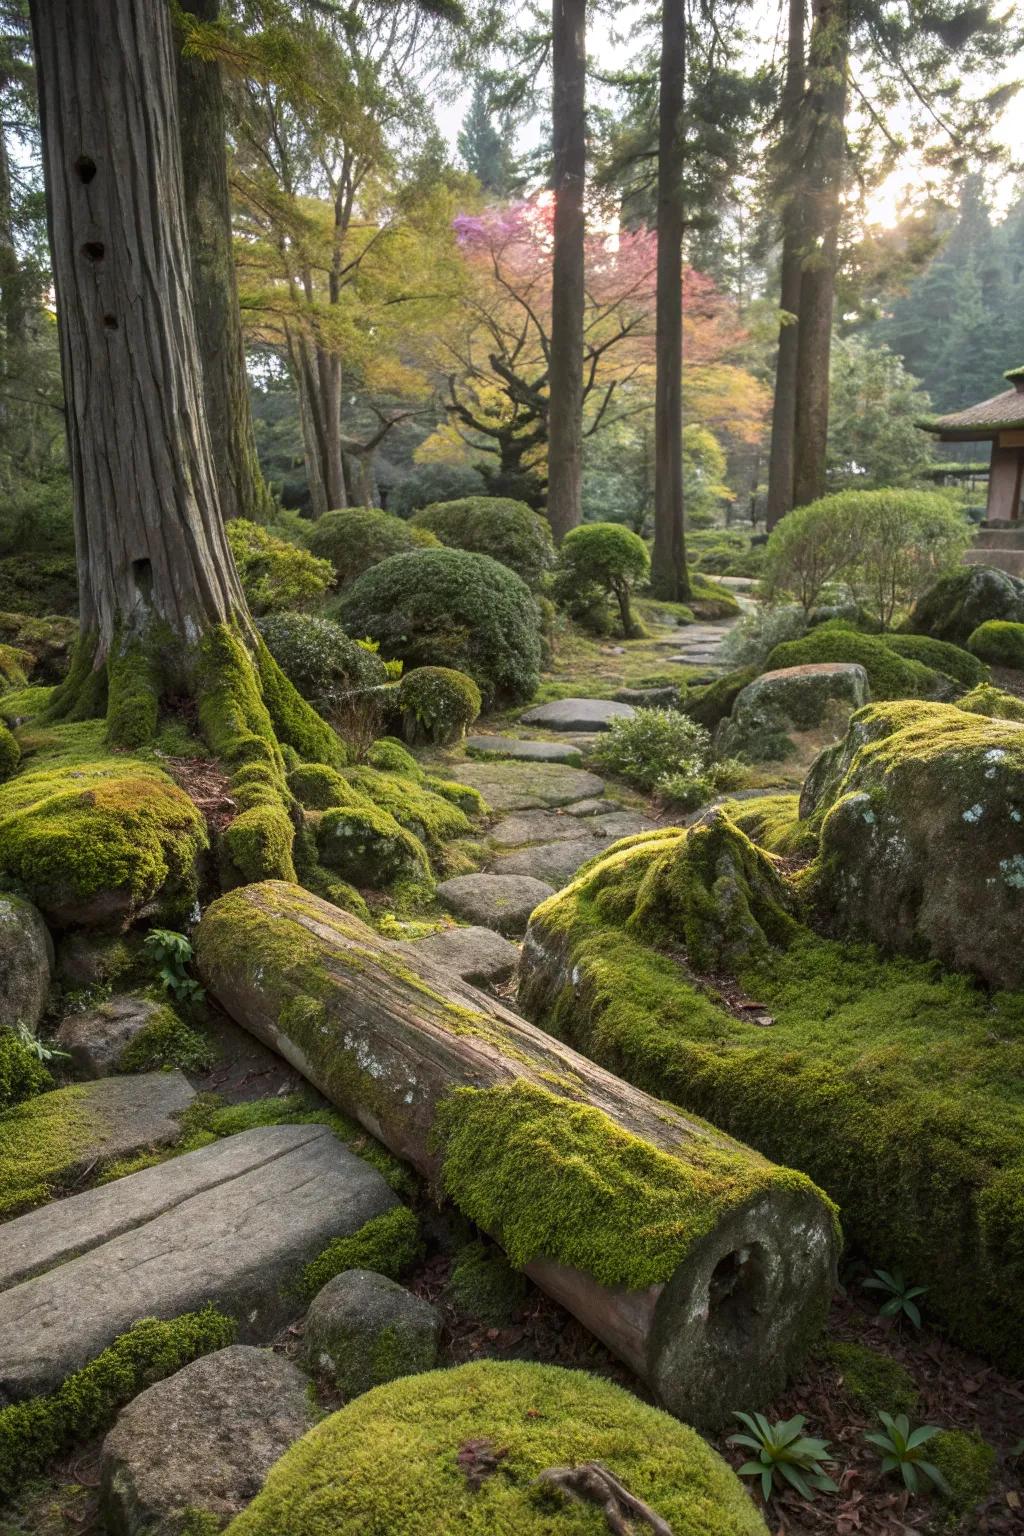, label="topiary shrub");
[396,666,481,745]
[226,520,334,615]
[880,632,988,687]
[256,613,387,709]
[765,625,946,700]
[967,619,1024,669]
[388,462,486,519]
[411,497,554,589]
[552,521,650,637]
[308,508,438,587]
[336,548,542,707]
